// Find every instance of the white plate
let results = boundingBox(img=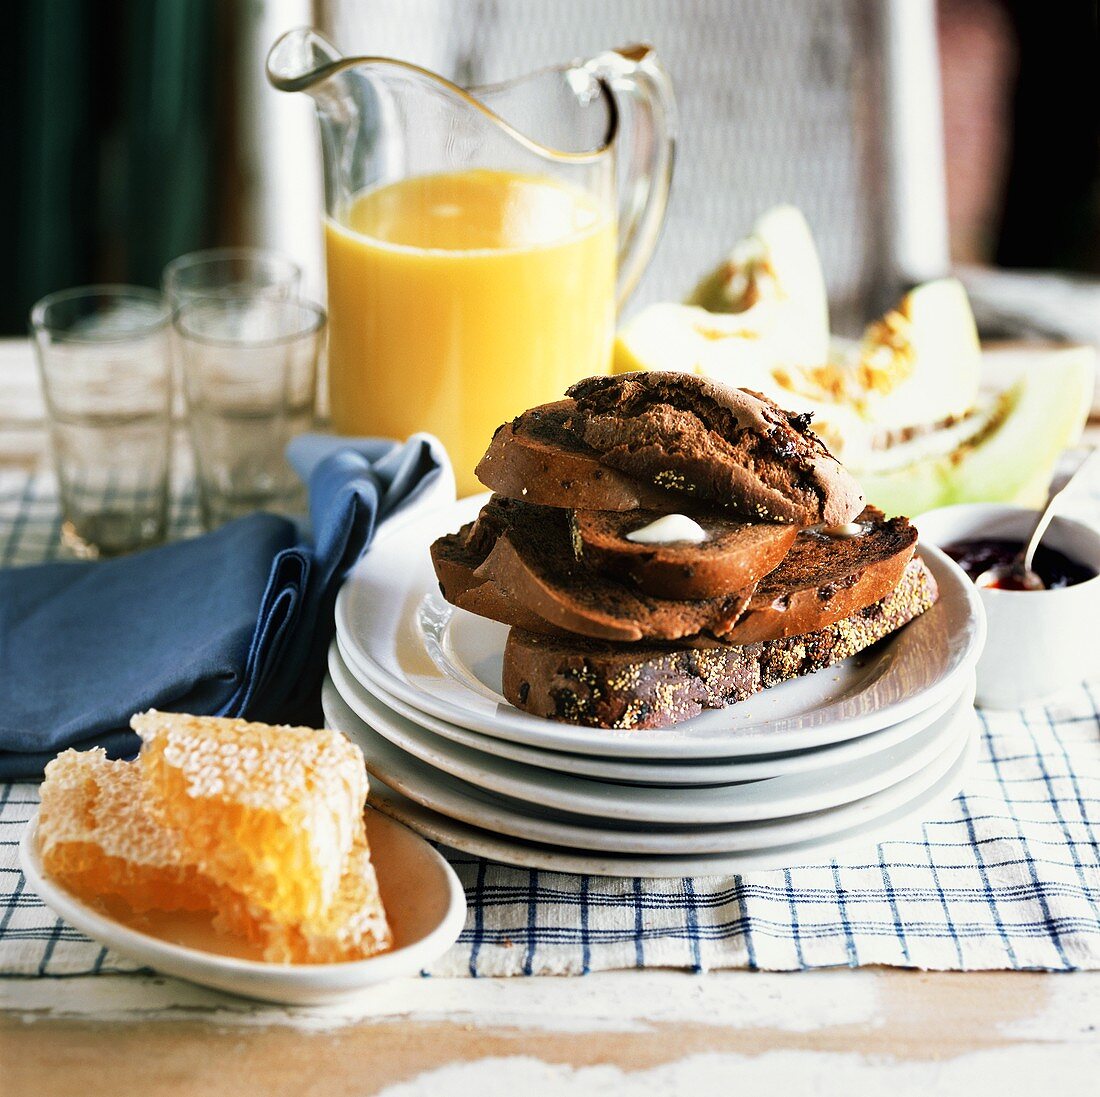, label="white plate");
[331,640,962,786]
[335,494,986,759]
[20,809,467,1006]
[323,679,974,854]
[324,670,973,826]
[365,727,977,878]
